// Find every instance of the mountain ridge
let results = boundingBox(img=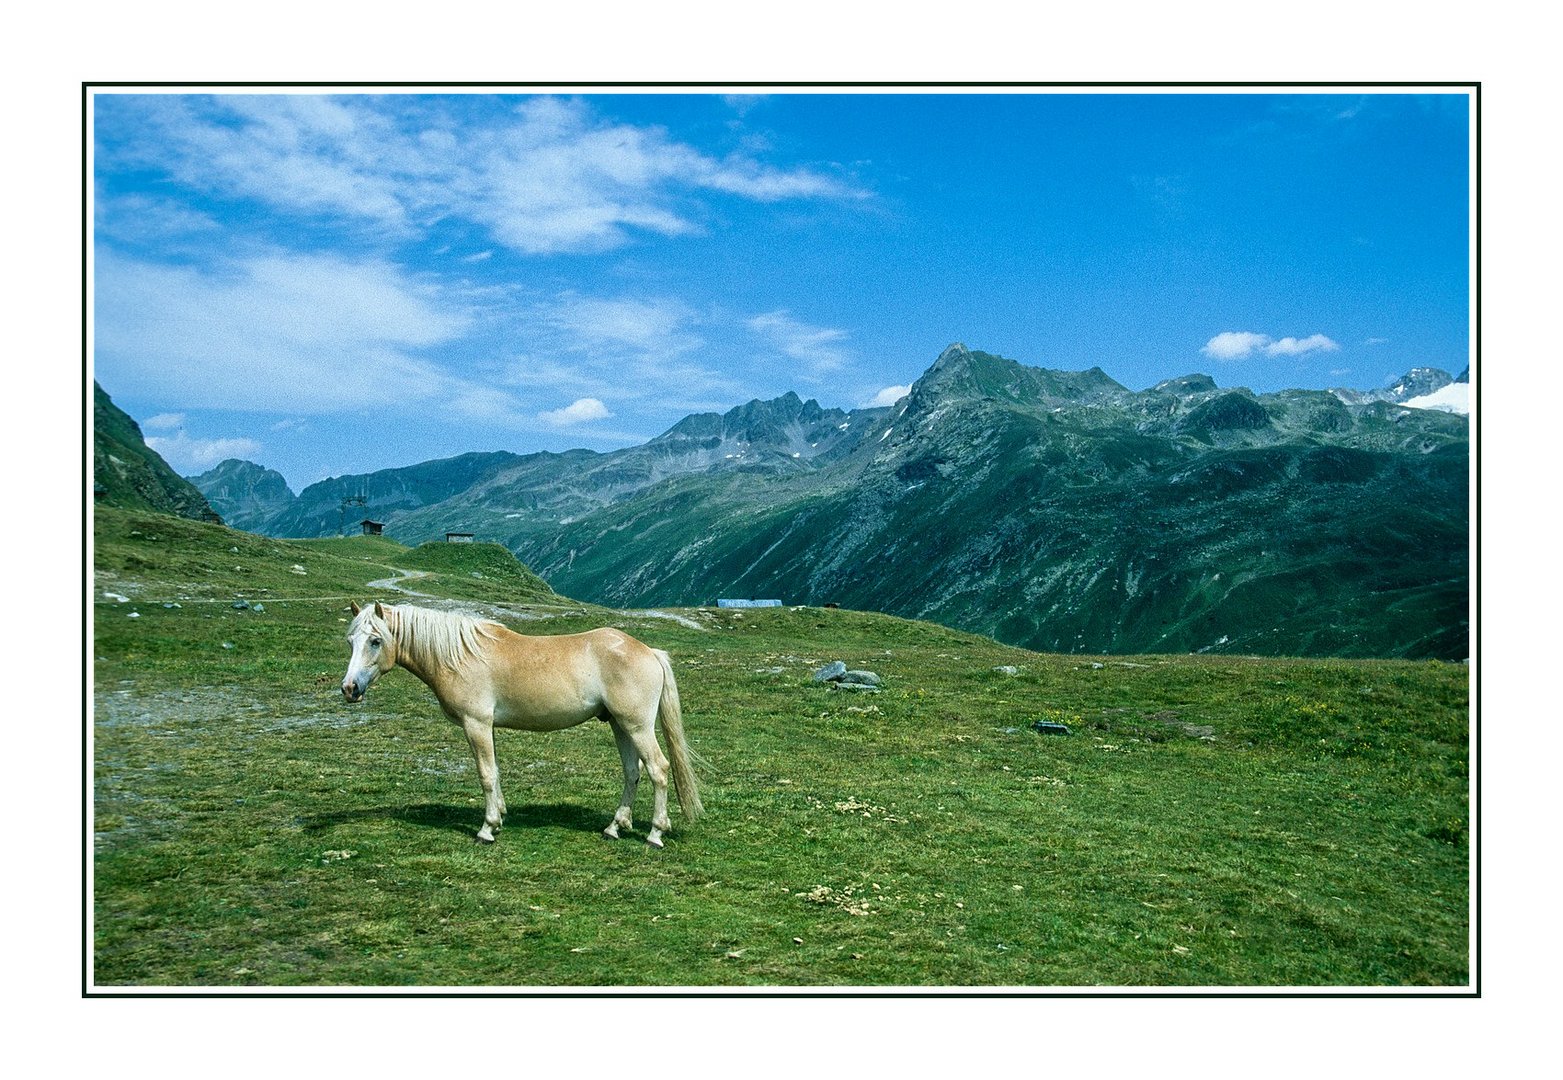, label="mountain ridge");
[188,345,1469,659]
